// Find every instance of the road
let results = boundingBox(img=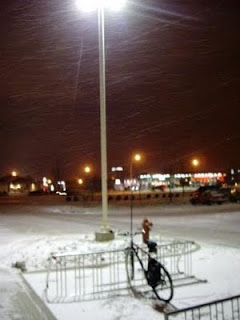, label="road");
[0,202,239,248]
